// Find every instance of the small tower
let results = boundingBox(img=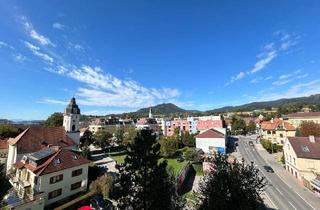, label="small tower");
[63,97,81,145]
[148,106,153,119]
